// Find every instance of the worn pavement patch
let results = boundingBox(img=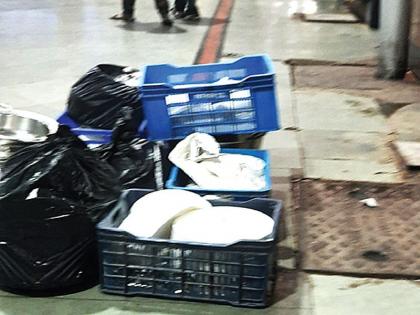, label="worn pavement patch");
[292,65,420,105]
